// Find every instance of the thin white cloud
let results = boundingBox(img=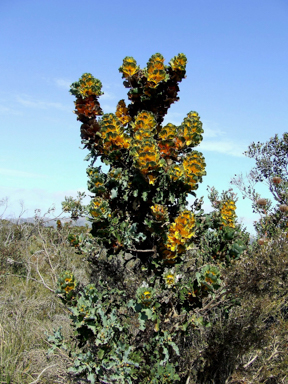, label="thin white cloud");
[16,95,71,112]
[103,82,123,89]
[204,128,225,138]
[0,168,47,179]
[101,90,116,100]
[54,78,72,90]
[198,139,246,157]
[163,112,183,126]
[0,105,22,115]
